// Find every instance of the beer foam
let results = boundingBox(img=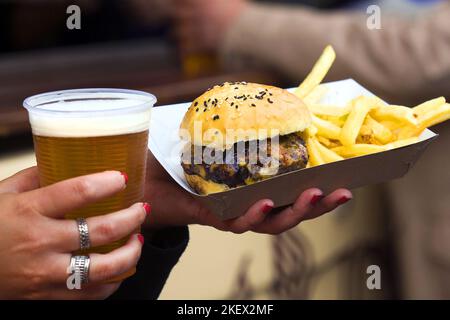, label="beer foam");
[28,99,152,137]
